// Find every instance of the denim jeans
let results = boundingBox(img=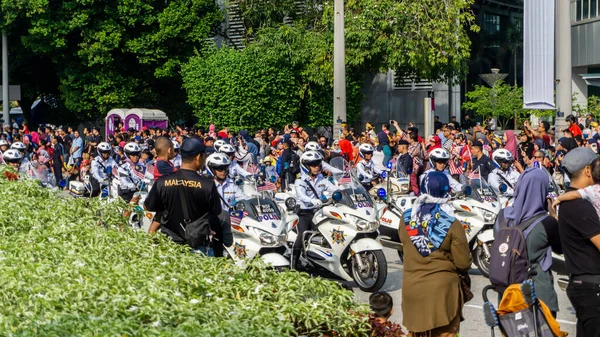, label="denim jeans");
[567,280,600,337]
